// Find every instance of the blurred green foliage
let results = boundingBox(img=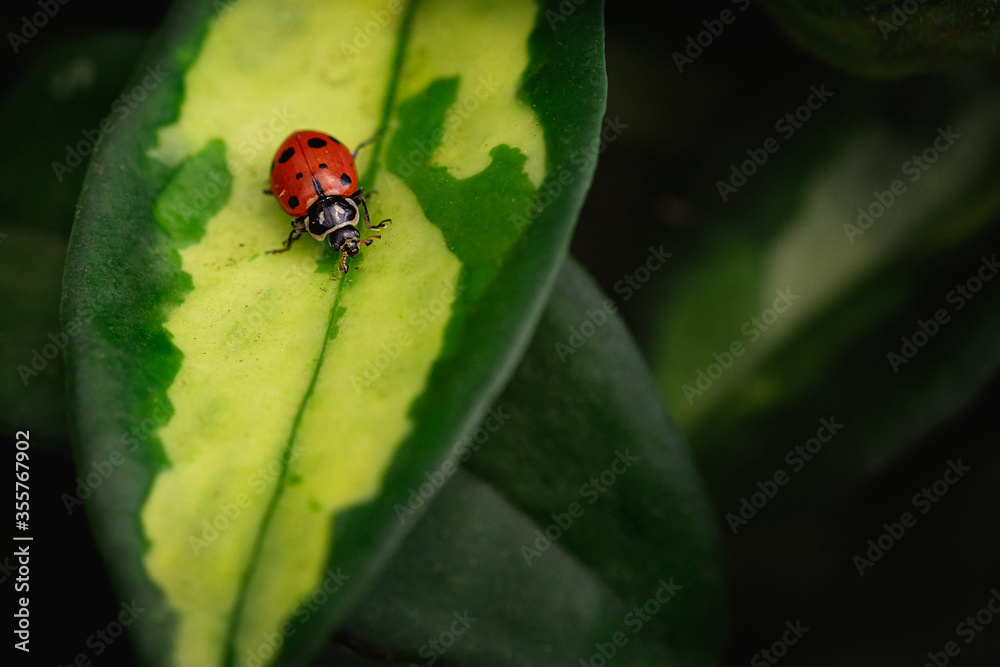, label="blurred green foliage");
[0,31,147,449]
